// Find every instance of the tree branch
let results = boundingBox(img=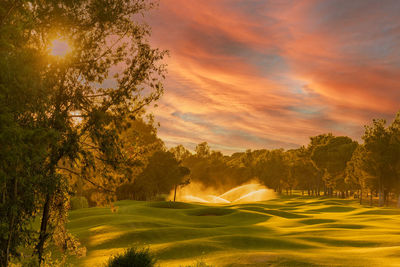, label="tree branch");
[56,166,115,193]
